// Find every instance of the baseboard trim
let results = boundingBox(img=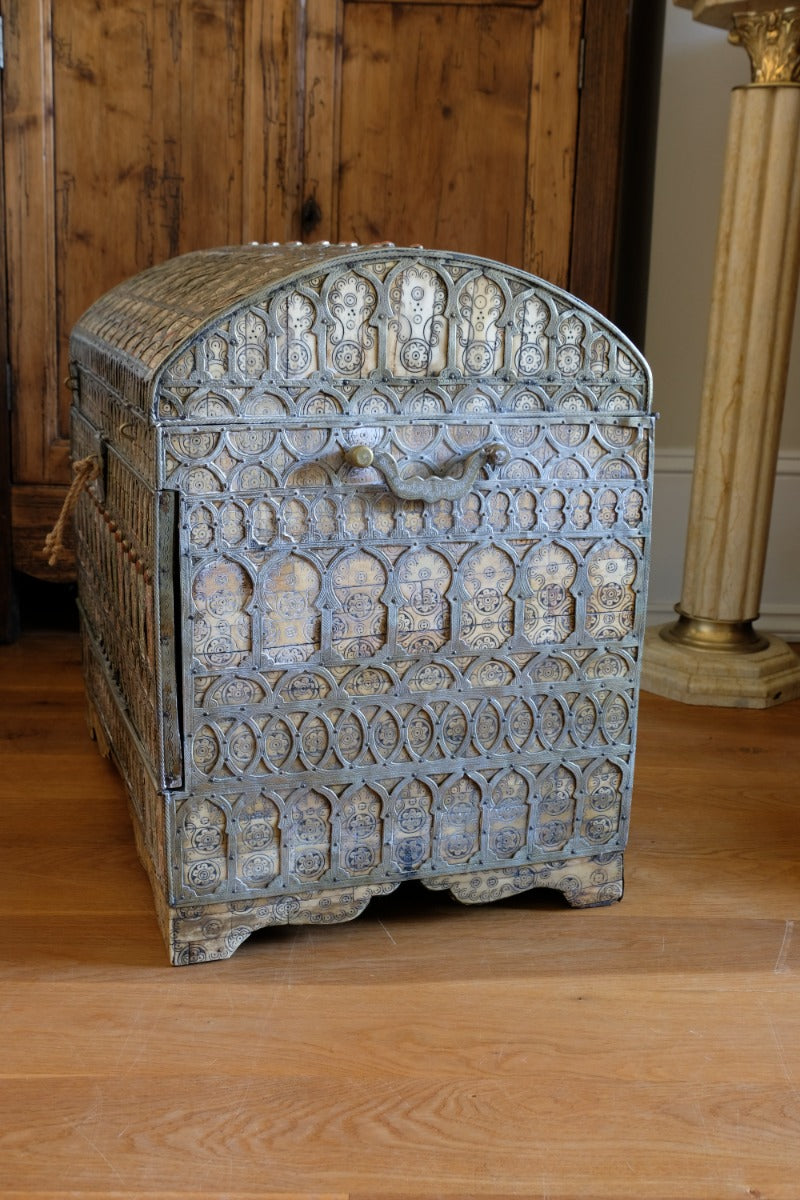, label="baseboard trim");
[647,447,800,643]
